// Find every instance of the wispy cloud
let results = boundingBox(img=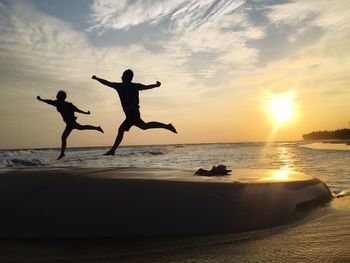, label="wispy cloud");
[88,0,246,32]
[0,0,268,147]
[87,0,265,88]
[230,0,350,134]
[267,0,350,37]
